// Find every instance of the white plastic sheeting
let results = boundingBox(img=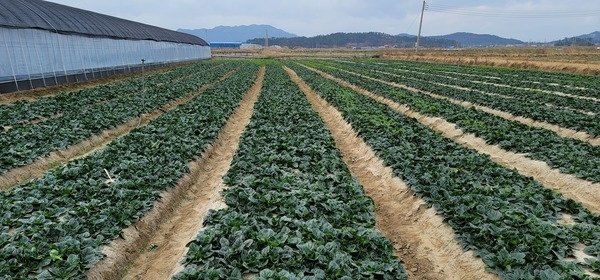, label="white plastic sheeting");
[1,27,211,87]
